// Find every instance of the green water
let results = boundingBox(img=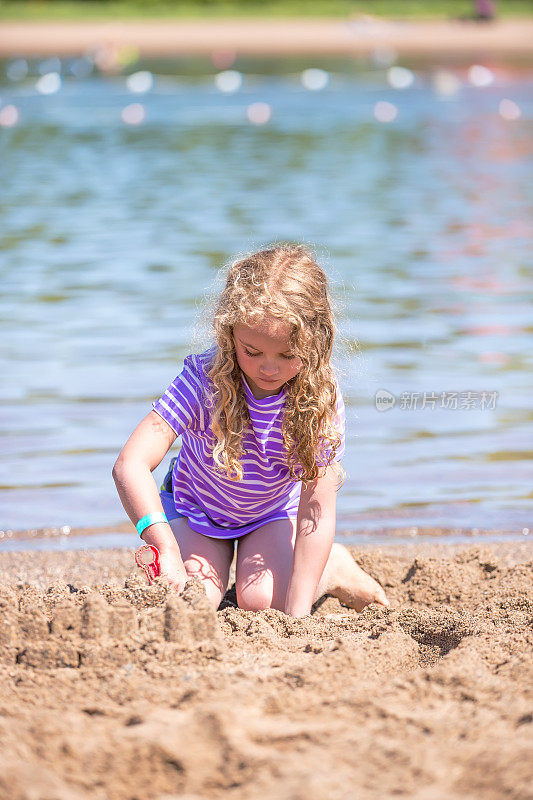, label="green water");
[0,55,531,541]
